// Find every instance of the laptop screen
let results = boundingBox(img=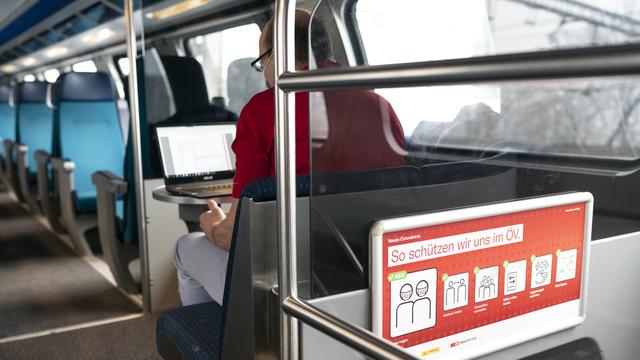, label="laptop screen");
[156,123,237,182]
